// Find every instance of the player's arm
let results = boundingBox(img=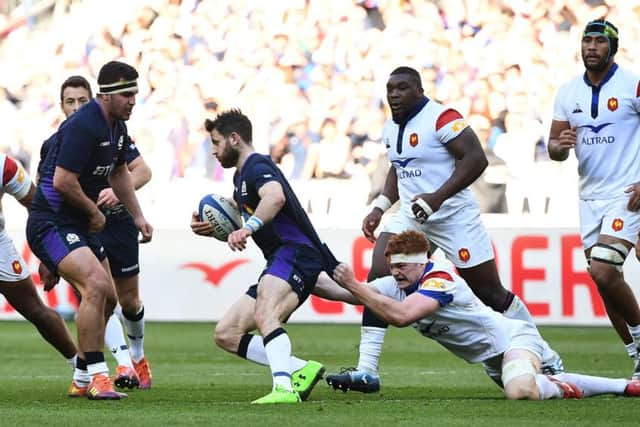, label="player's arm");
[3,155,35,209]
[98,156,151,208]
[312,272,361,304]
[362,166,398,242]
[53,166,105,232]
[228,181,285,251]
[16,184,36,209]
[333,263,438,327]
[547,120,575,161]
[109,163,153,242]
[412,127,487,222]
